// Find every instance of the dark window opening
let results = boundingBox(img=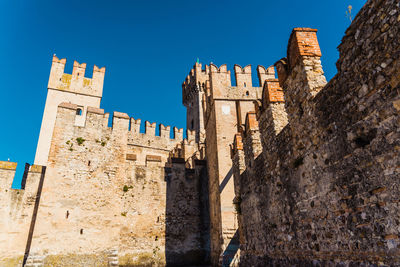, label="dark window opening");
[76,108,82,116]
[66,210,69,219]
[88,161,91,166]
[191,120,194,129]
[244,82,247,87]
[246,91,249,96]
[80,229,83,235]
